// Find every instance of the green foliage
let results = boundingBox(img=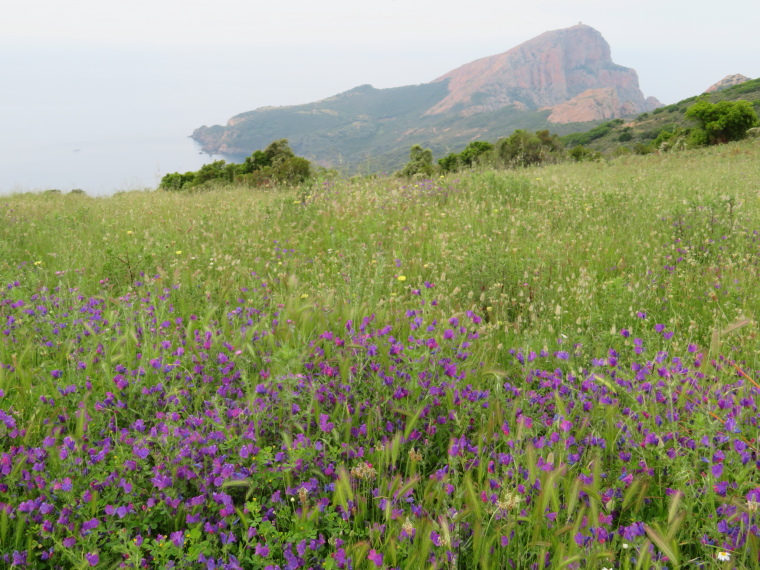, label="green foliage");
[652,129,675,150]
[437,152,460,173]
[438,141,494,173]
[685,99,759,144]
[241,150,271,173]
[4,140,760,568]
[632,142,654,155]
[561,121,618,147]
[459,140,494,166]
[273,156,312,184]
[160,139,311,191]
[495,129,563,167]
[397,144,434,178]
[568,145,601,162]
[724,77,760,95]
[159,171,196,191]
[194,160,237,185]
